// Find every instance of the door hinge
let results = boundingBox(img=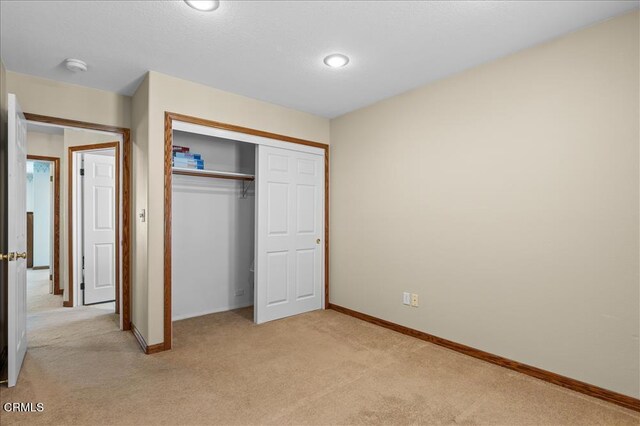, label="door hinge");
[80,168,84,176]
[50,175,53,182]
[49,273,53,281]
[82,256,85,269]
[80,283,84,290]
